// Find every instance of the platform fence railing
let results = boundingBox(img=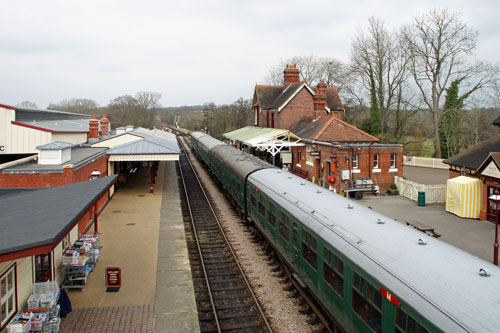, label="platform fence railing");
[394,176,447,204]
[403,155,448,169]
